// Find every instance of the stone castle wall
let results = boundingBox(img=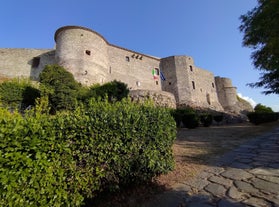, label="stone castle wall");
[107,45,161,91]
[0,25,251,113]
[0,48,55,80]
